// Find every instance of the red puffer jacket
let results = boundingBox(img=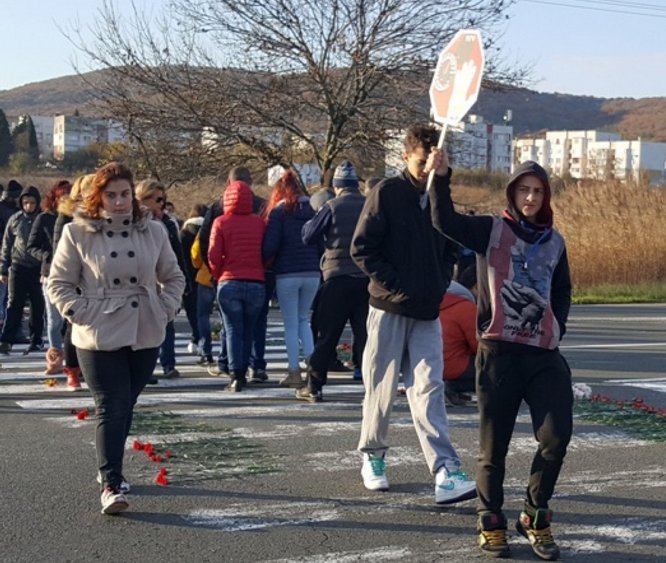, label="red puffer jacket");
[208,181,266,282]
